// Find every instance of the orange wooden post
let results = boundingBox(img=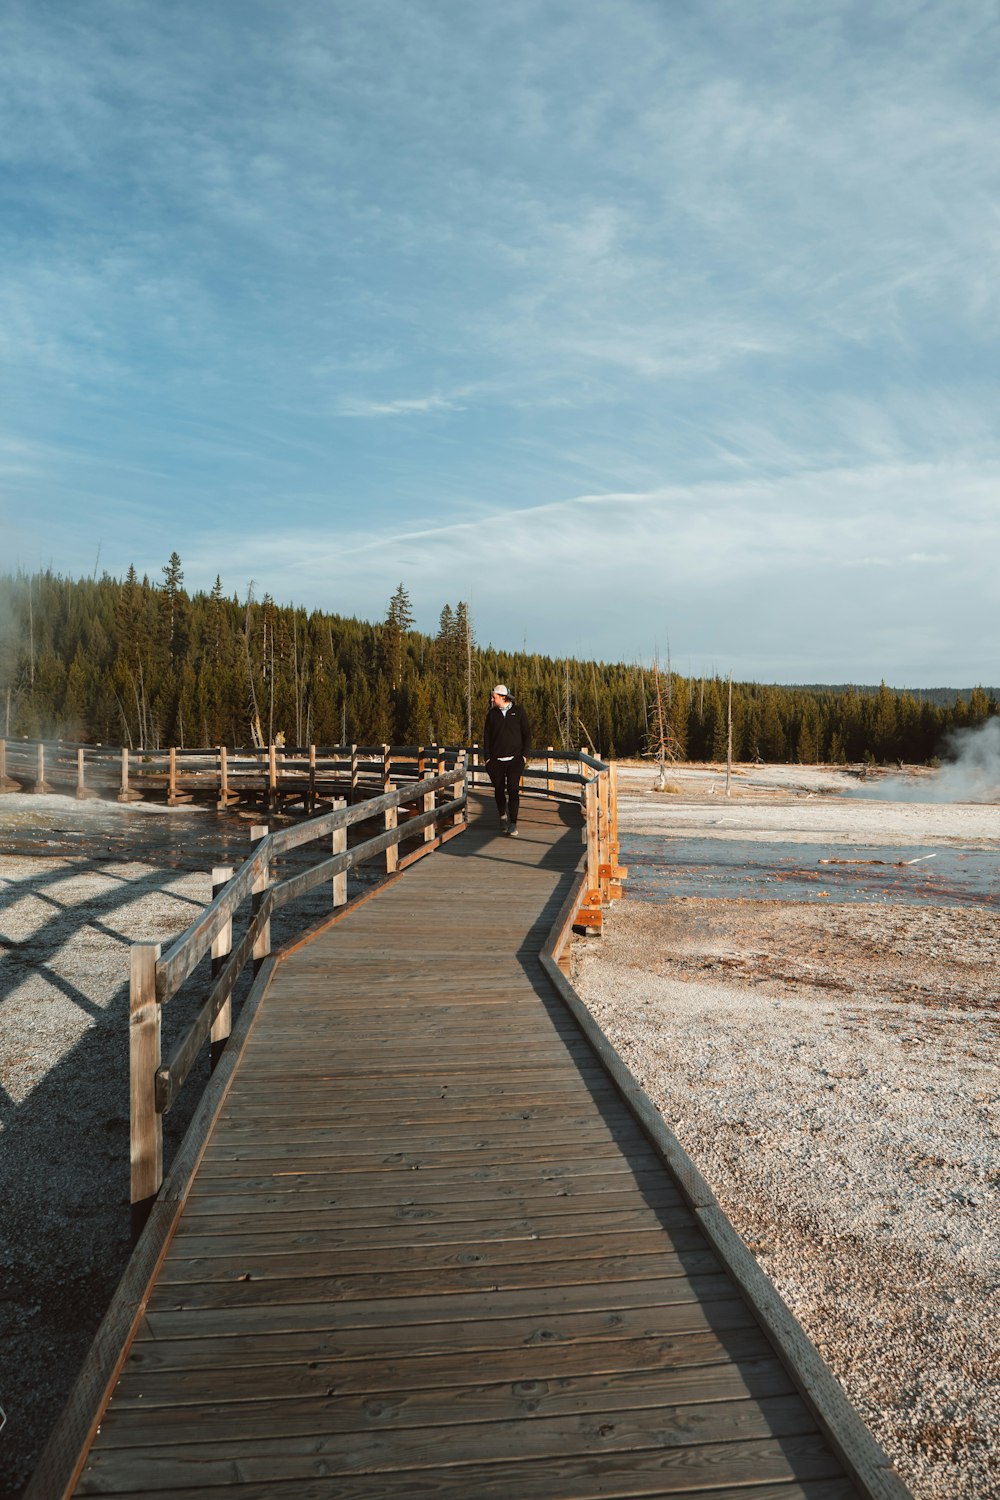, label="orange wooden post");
[573,778,603,933]
[546,746,554,796]
[598,771,611,902]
